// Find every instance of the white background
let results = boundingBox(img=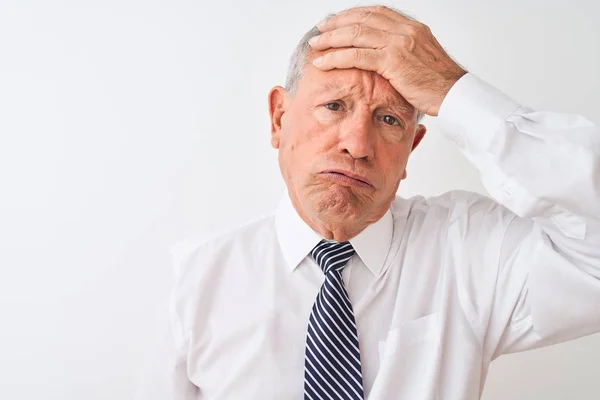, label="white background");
[0,0,599,399]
